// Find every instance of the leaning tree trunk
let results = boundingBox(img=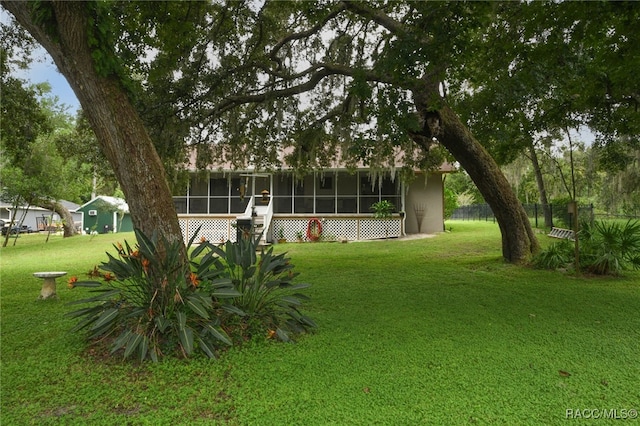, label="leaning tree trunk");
[38,200,78,238]
[412,87,539,263]
[3,1,184,249]
[527,143,553,228]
